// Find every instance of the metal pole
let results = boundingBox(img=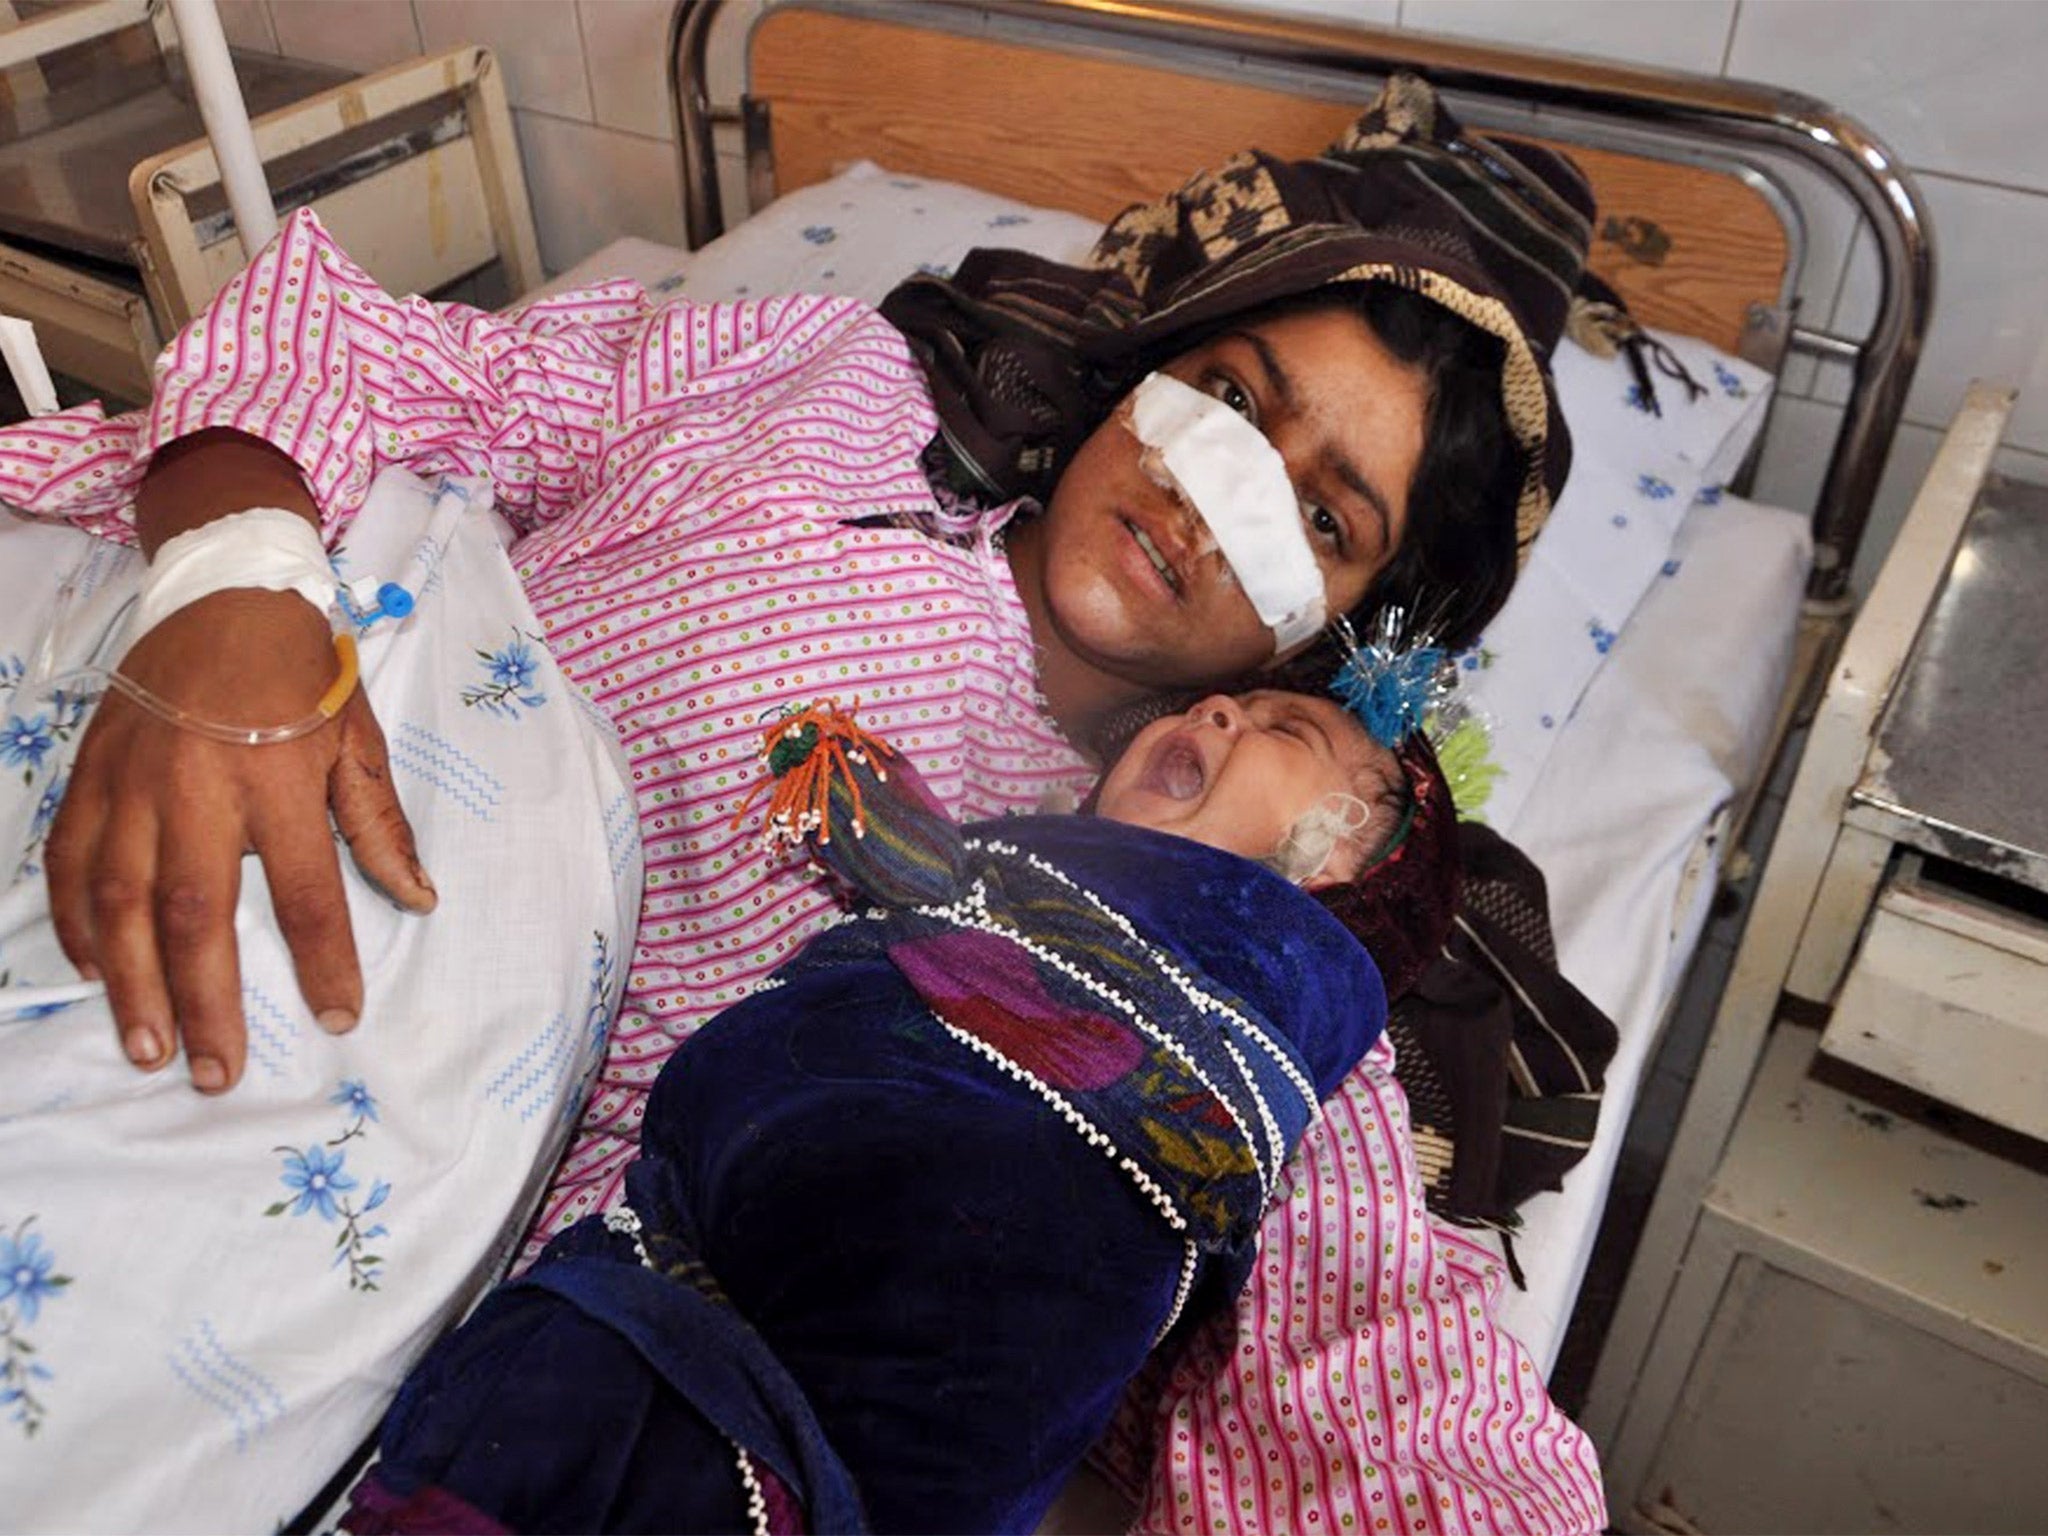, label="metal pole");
[166,0,279,257]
